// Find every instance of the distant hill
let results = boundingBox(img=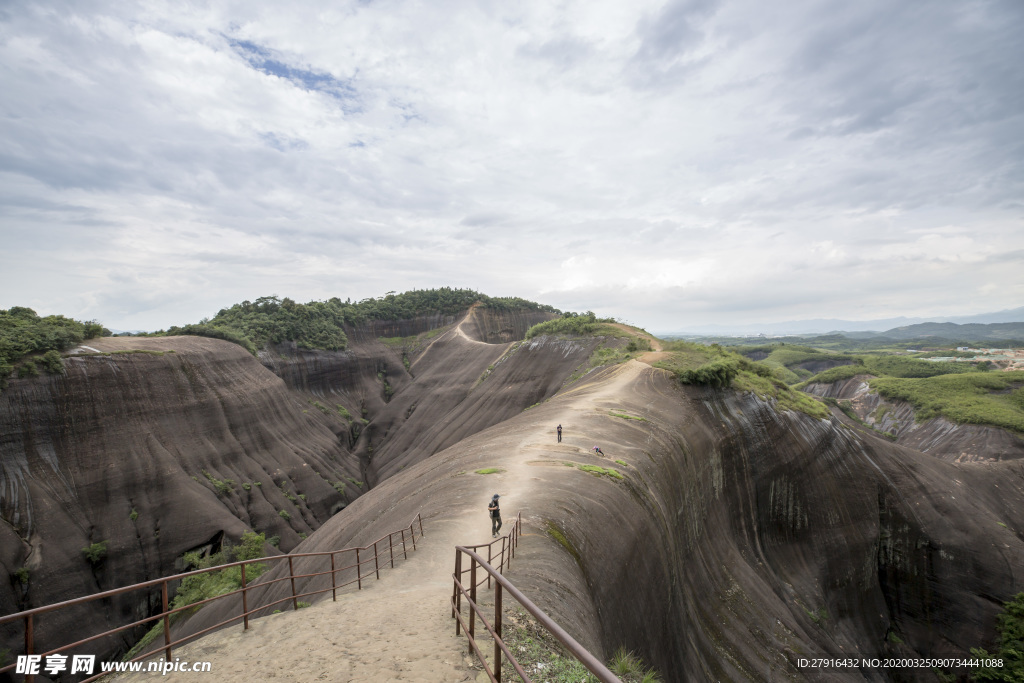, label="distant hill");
[877,321,1024,341]
[661,305,1024,336]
